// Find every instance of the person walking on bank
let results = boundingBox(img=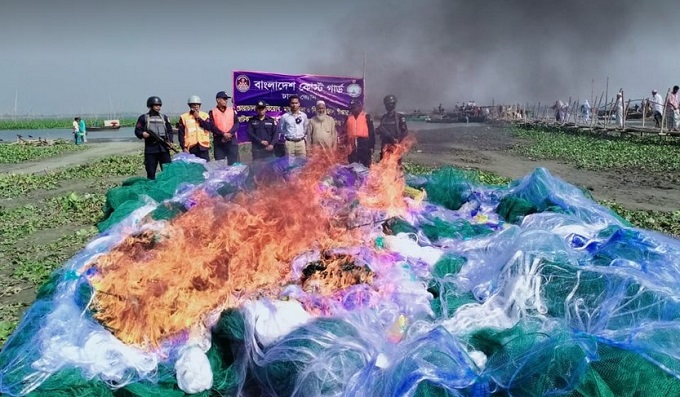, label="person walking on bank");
[178,95,212,161]
[307,100,337,151]
[278,95,309,158]
[613,92,624,129]
[344,100,375,168]
[209,91,240,164]
[247,100,277,161]
[134,96,175,180]
[79,117,87,143]
[376,94,408,161]
[651,89,664,128]
[72,117,82,145]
